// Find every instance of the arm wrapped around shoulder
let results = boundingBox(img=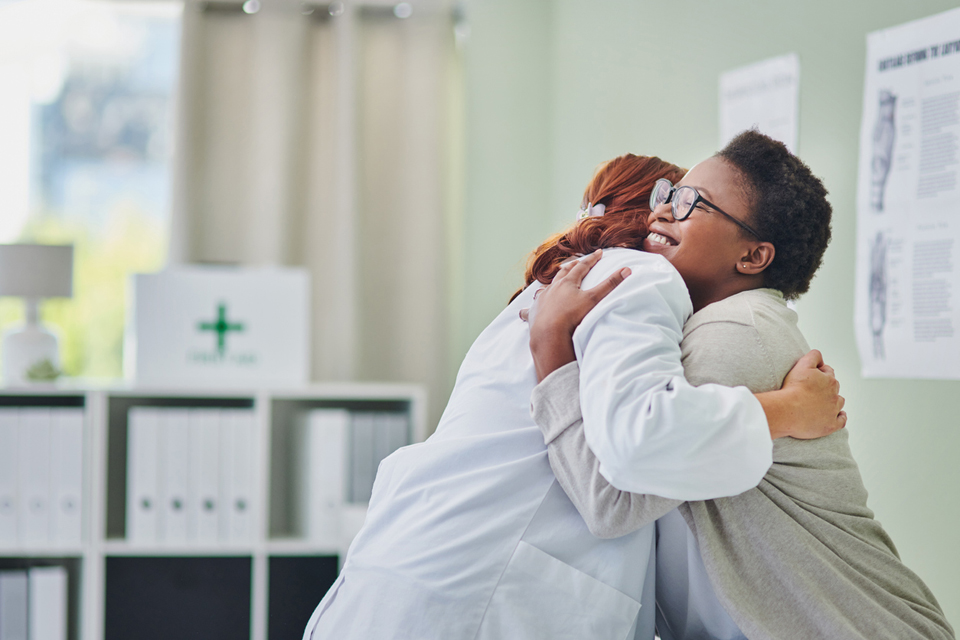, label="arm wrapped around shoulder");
[571,251,773,500]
